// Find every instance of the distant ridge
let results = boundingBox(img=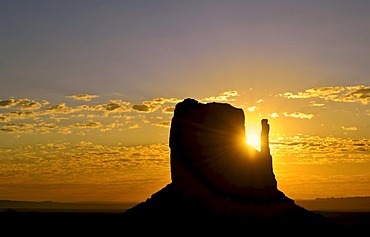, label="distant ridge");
[296,196,370,212]
[0,200,135,212]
